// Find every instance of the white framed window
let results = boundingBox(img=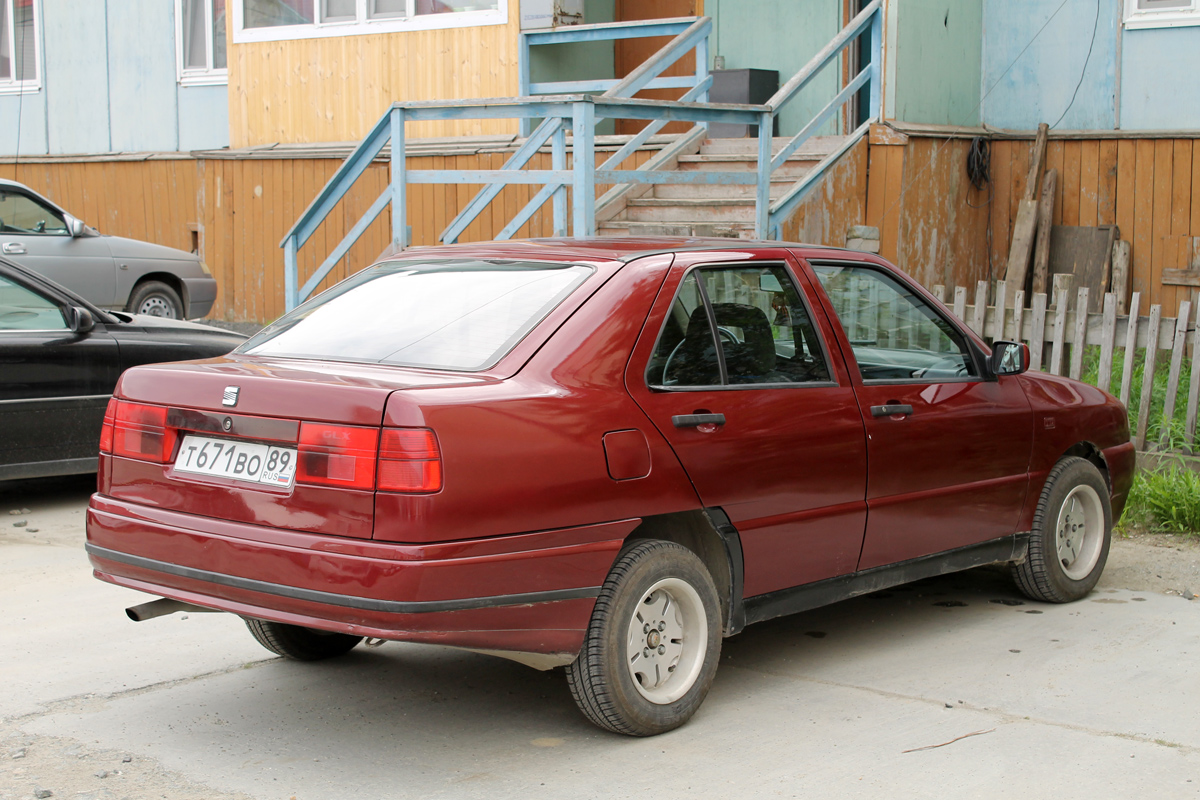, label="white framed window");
[0,0,39,95]
[231,0,506,44]
[1125,0,1200,29]
[178,0,228,85]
